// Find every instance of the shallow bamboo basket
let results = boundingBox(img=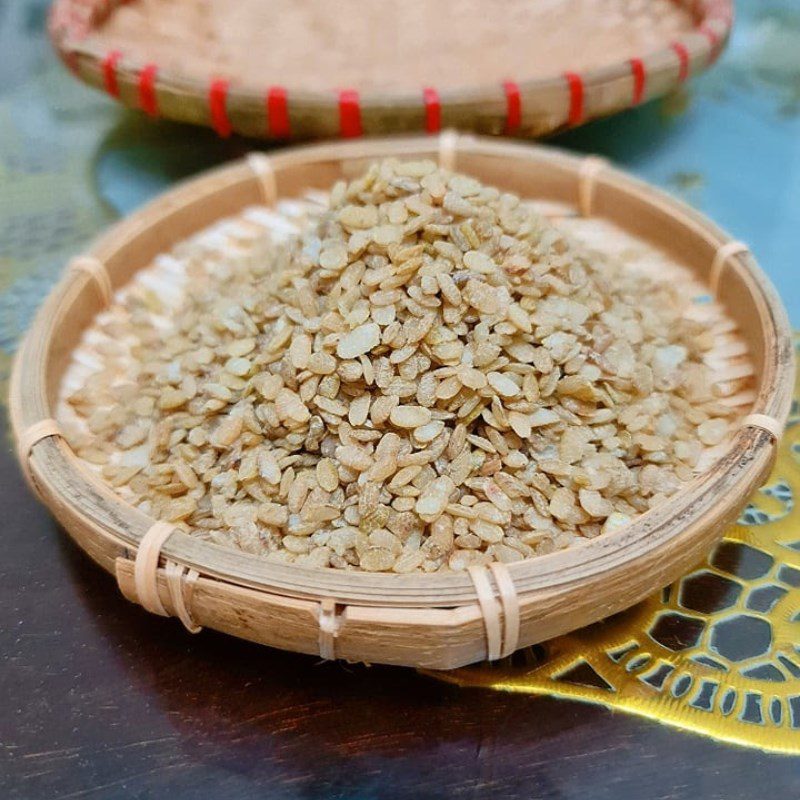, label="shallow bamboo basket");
[48,0,733,140]
[10,136,794,670]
